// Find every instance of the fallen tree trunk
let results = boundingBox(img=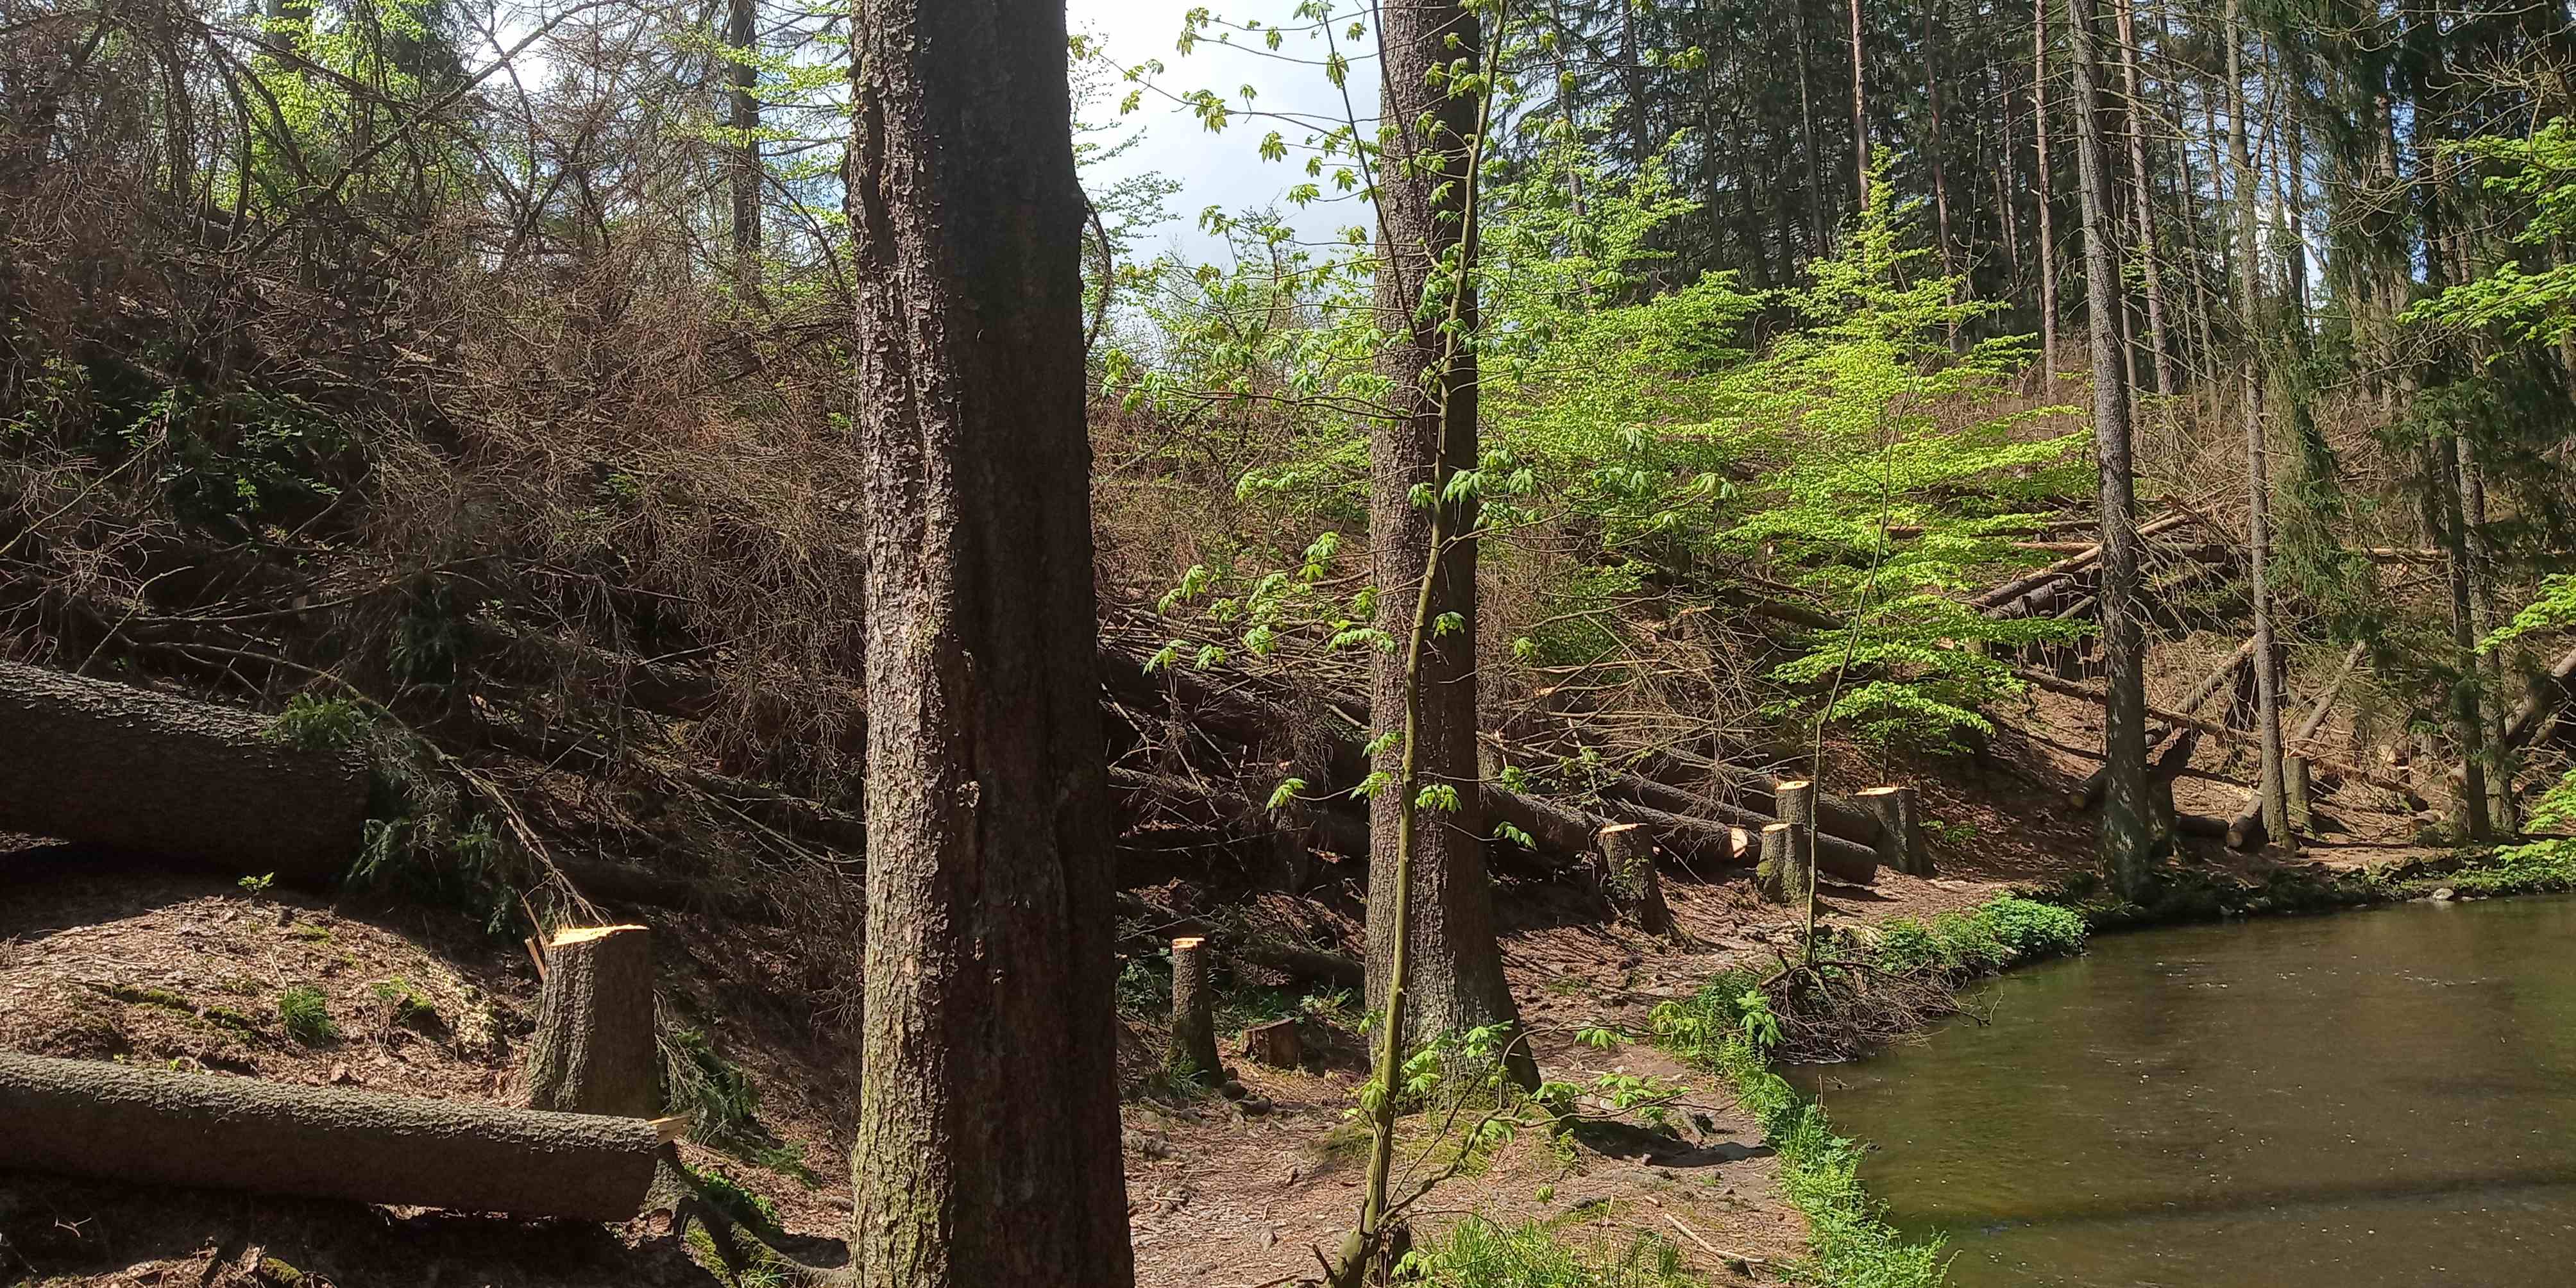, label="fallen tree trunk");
[1113,894,1364,990]
[0,661,368,881]
[0,1051,664,1221]
[2071,637,2257,810]
[1597,776,1876,877]
[1972,512,2194,610]
[2016,668,2425,804]
[1629,747,1884,847]
[2500,645,2576,750]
